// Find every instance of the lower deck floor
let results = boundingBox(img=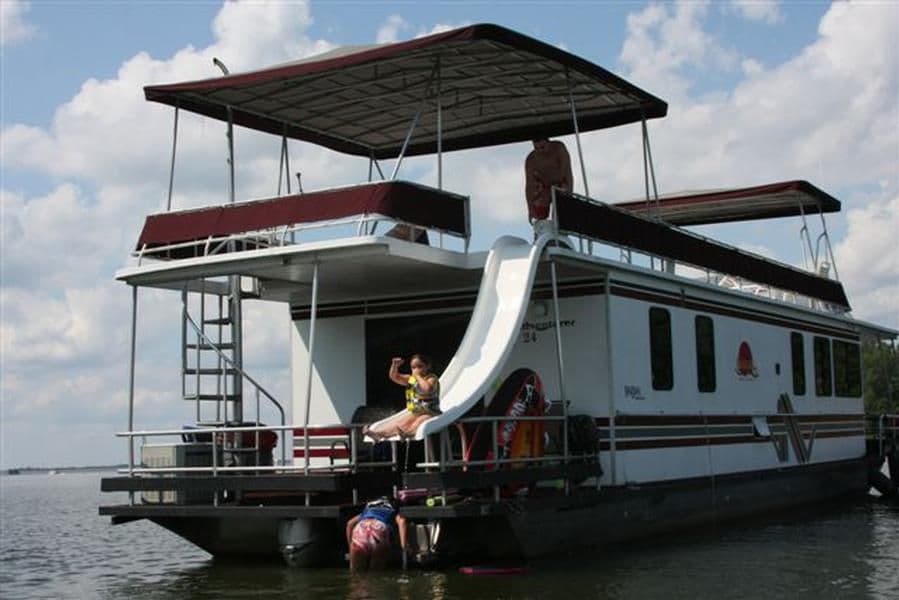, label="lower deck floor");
[100,454,896,565]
